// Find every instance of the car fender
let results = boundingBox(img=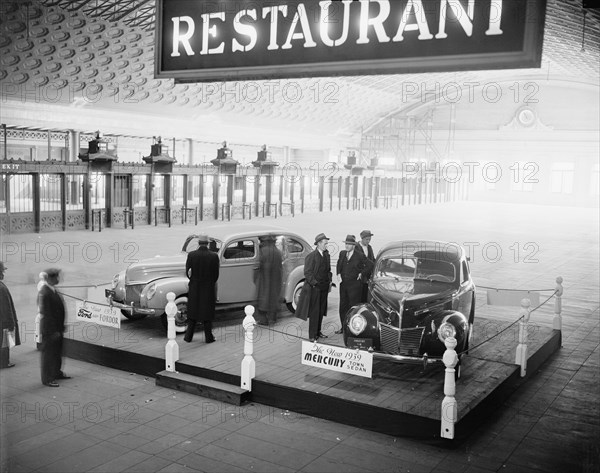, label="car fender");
[284,265,305,302]
[424,309,469,354]
[140,277,190,312]
[343,303,381,349]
